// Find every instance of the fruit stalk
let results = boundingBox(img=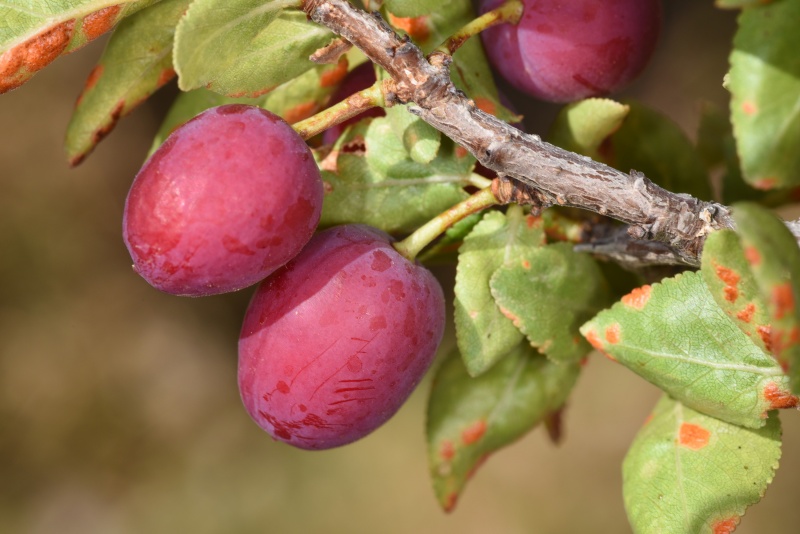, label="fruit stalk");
[302,0,736,266]
[433,0,523,56]
[394,186,499,261]
[292,80,384,140]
